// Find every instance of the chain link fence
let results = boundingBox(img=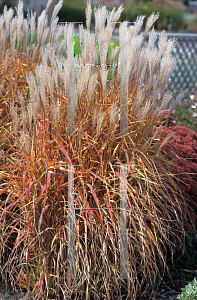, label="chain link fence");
[144,33,197,95]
